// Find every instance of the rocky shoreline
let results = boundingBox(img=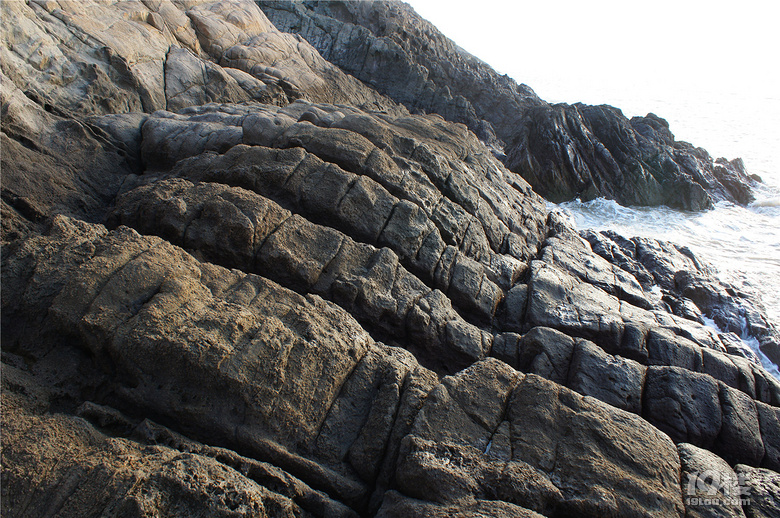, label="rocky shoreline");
[261,0,760,210]
[2,1,779,517]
